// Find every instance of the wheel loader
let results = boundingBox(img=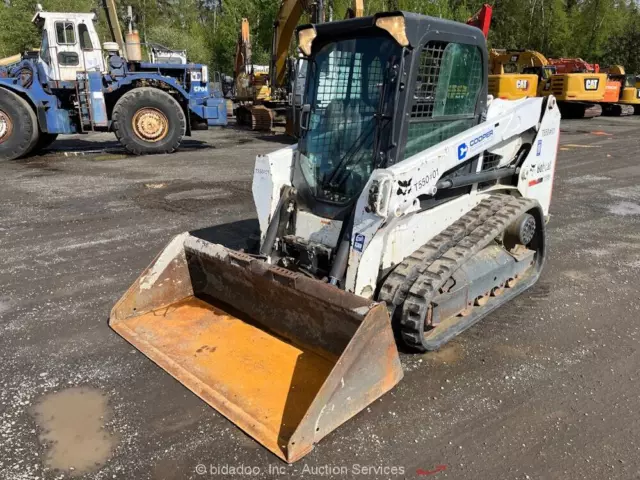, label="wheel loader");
[111,11,561,463]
